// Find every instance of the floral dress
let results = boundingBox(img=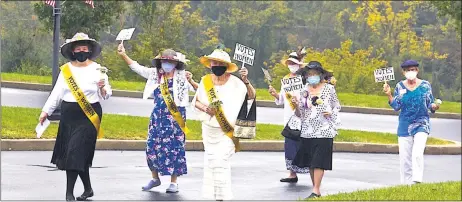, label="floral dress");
[146,78,187,176]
